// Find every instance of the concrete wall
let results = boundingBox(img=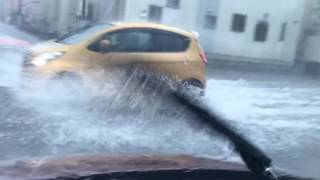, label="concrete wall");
[17,0,65,34]
[21,0,104,35]
[118,0,306,65]
[299,0,320,64]
[210,0,306,64]
[194,0,220,52]
[123,0,200,30]
[0,0,11,22]
[99,0,126,22]
[303,35,320,63]
[4,0,308,66]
